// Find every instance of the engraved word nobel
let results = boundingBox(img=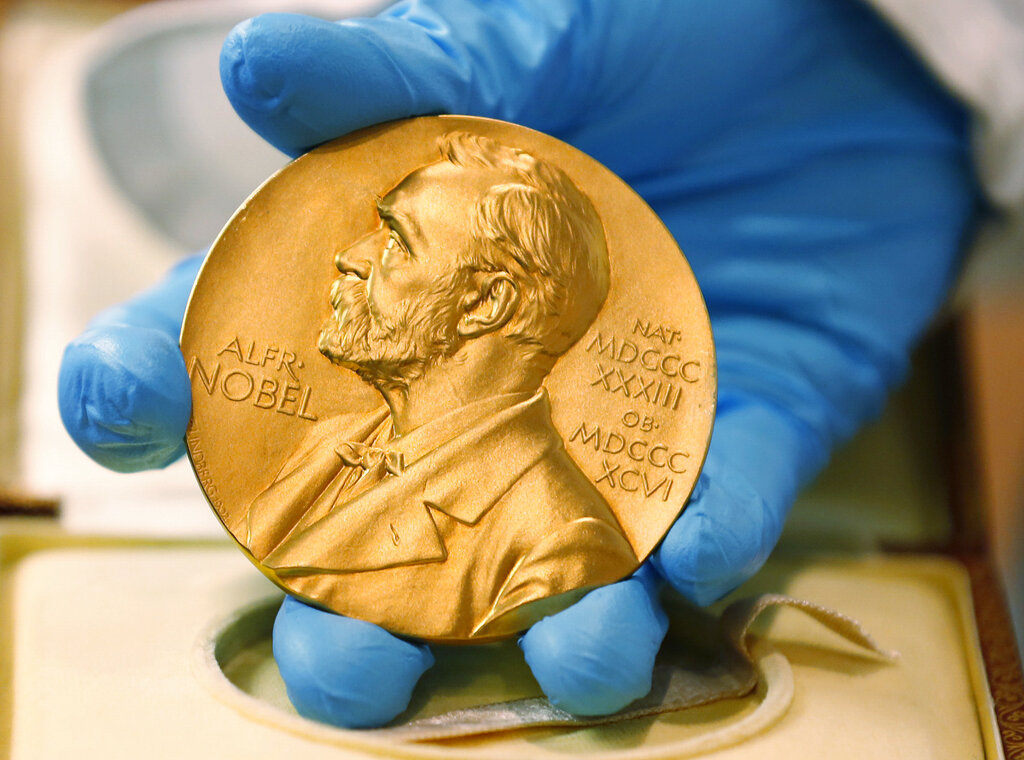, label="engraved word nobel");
[245,133,637,638]
[188,337,318,420]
